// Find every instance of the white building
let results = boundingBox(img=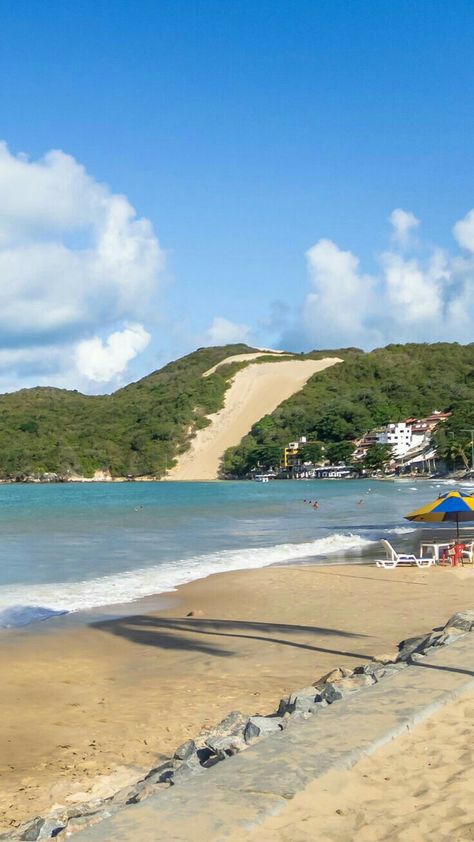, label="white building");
[376,422,426,458]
